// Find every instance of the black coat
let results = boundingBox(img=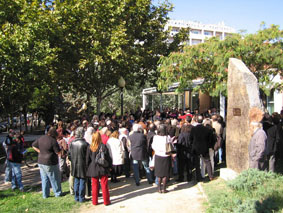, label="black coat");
[189,124,213,155]
[147,131,155,157]
[86,143,112,178]
[177,132,192,158]
[266,125,279,155]
[69,138,88,178]
[129,131,148,161]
